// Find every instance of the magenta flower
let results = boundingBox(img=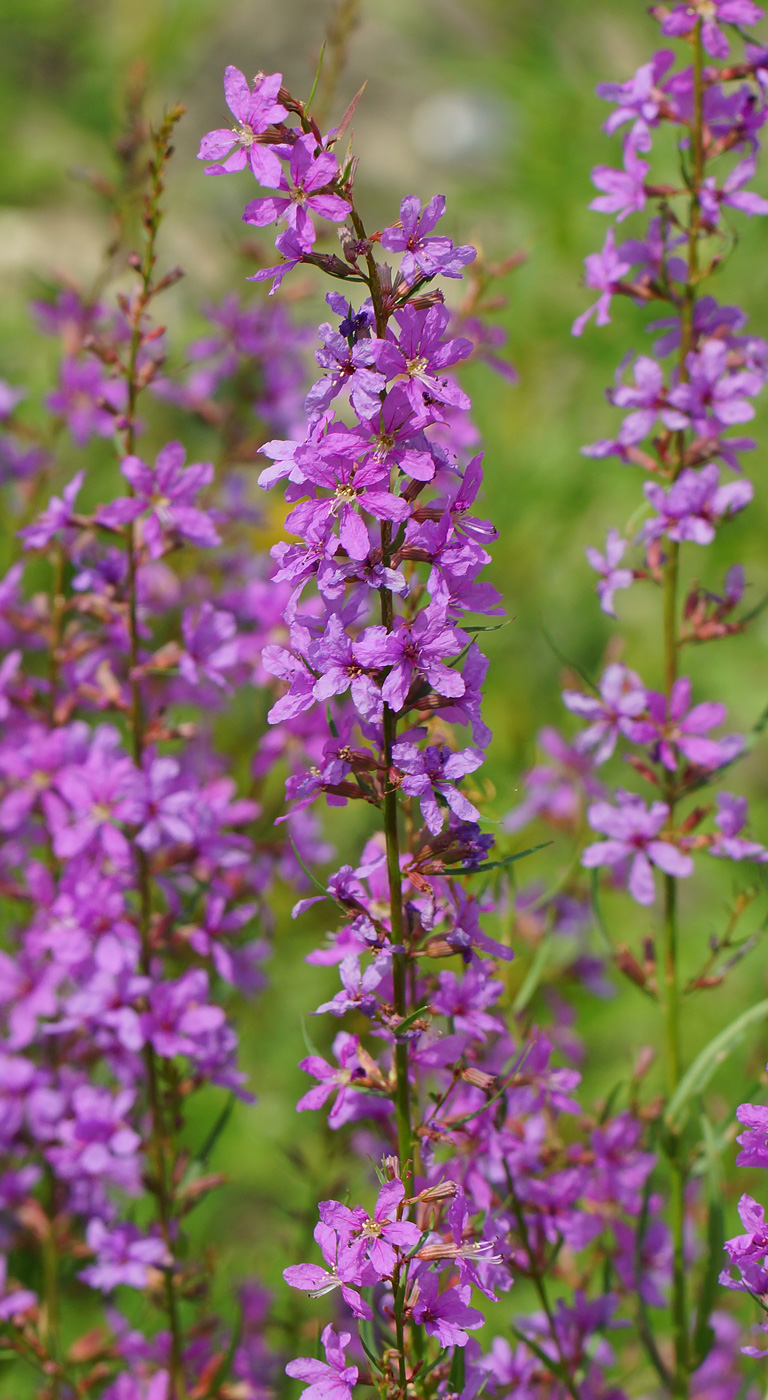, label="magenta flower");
[721,1194,768,1296]
[197,67,287,185]
[46,358,126,446]
[410,1271,485,1347]
[596,50,676,144]
[296,1031,377,1128]
[380,195,475,281]
[99,442,220,559]
[641,465,753,546]
[586,529,633,616]
[20,470,85,551]
[582,791,693,905]
[285,1326,358,1400]
[699,154,768,223]
[572,229,631,336]
[503,726,603,832]
[285,443,410,561]
[355,603,467,713]
[369,303,472,413]
[661,1,764,60]
[609,354,687,443]
[736,1102,768,1170]
[79,1220,170,1292]
[710,792,768,862]
[304,324,385,419]
[319,1180,422,1279]
[589,141,649,223]
[562,664,647,764]
[391,741,483,833]
[249,226,307,296]
[180,602,241,692]
[636,676,737,772]
[666,338,763,437]
[243,133,350,252]
[46,730,145,864]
